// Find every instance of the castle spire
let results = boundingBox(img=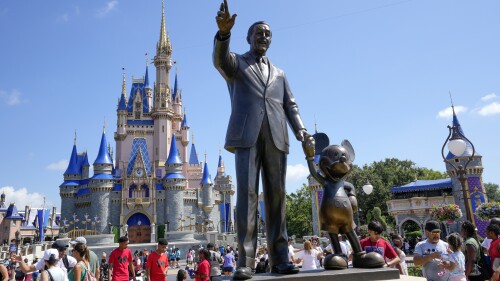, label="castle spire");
[173,68,178,100]
[94,130,113,165]
[157,0,172,55]
[201,159,213,185]
[74,129,77,145]
[144,54,150,89]
[64,141,81,175]
[165,135,182,165]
